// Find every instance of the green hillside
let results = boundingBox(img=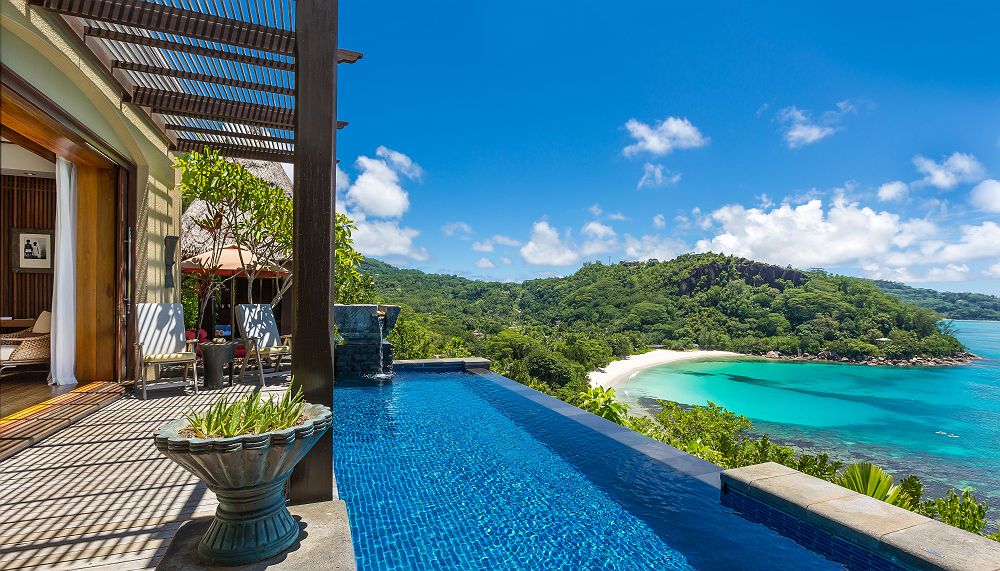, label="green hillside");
[363,254,965,399]
[872,280,1000,321]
